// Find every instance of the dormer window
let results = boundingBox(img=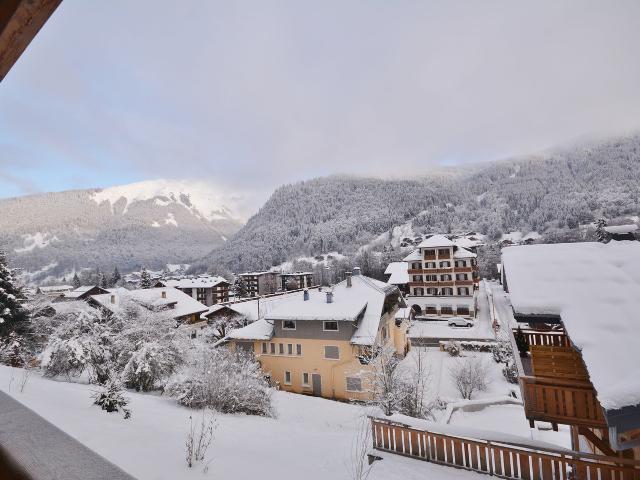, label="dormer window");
[323,321,339,331]
[282,320,296,330]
